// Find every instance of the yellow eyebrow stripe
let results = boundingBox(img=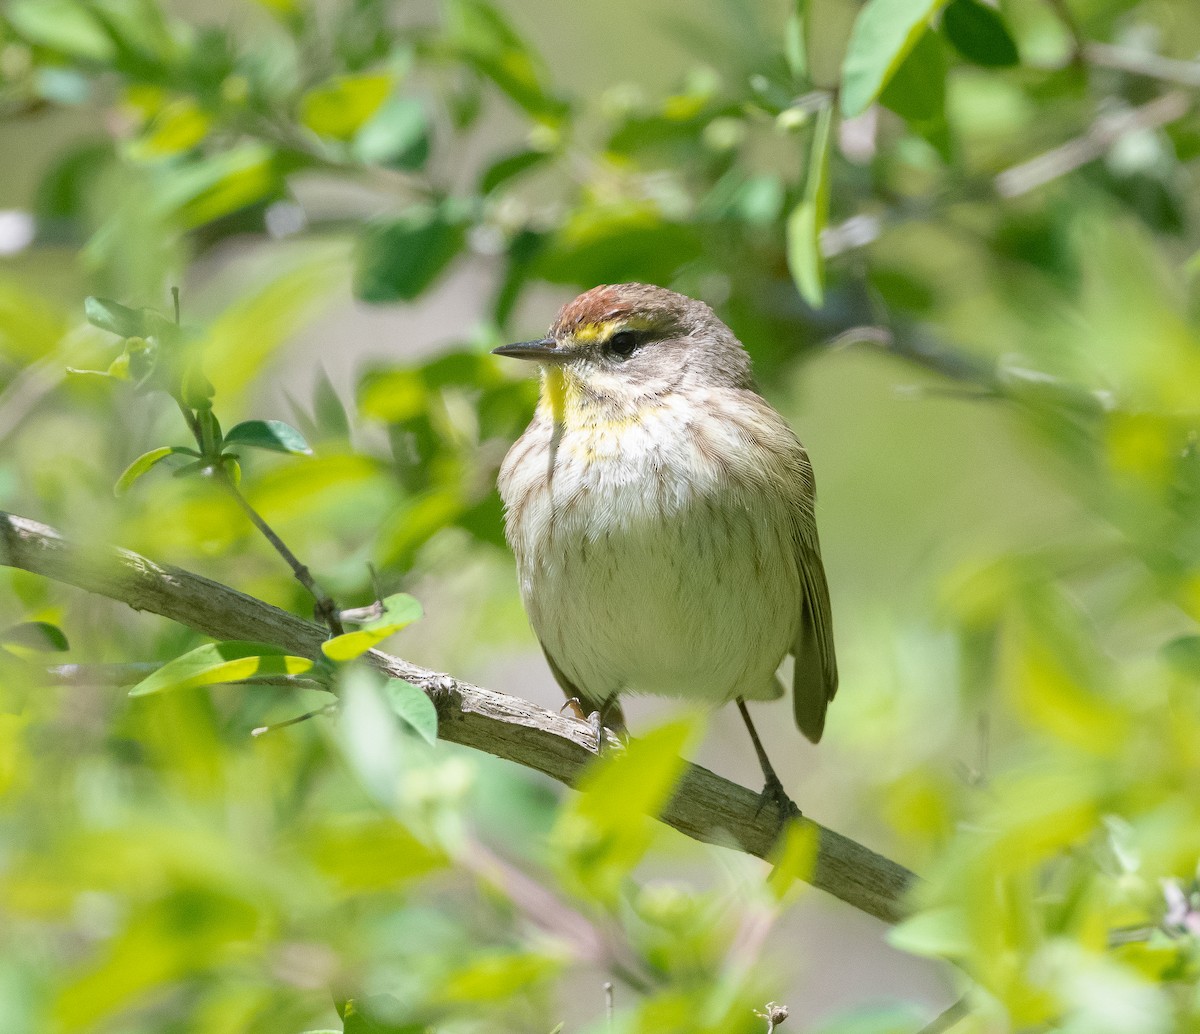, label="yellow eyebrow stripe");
[571,317,655,344]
